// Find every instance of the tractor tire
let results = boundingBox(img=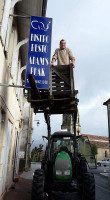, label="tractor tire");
[41,154,48,170]
[44,163,52,194]
[31,169,45,200]
[82,172,95,200]
[77,157,87,195]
